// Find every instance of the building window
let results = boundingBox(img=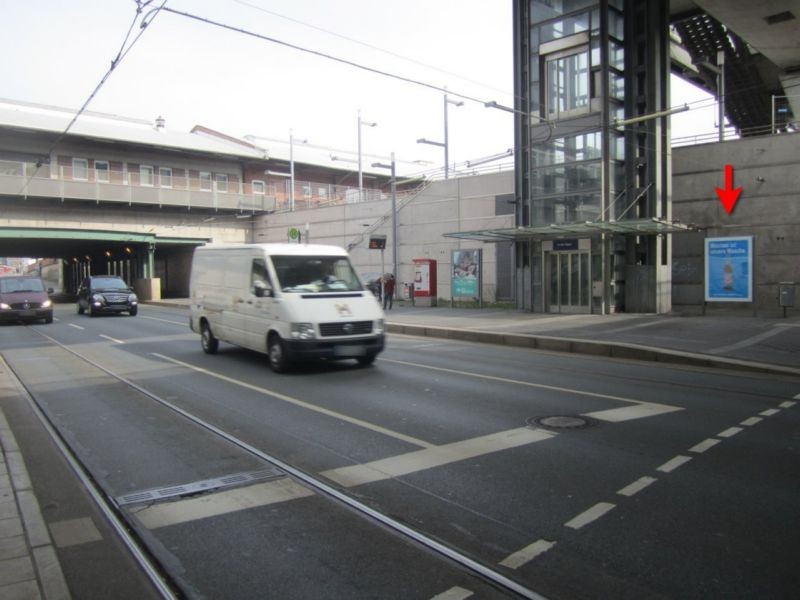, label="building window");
[303,184,312,198]
[140,165,154,186]
[251,180,265,194]
[216,174,228,193]
[199,171,212,191]
[159,167,172,188]
[72,158,89,180]
[546,49,590,118]
[95,161,109,183]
